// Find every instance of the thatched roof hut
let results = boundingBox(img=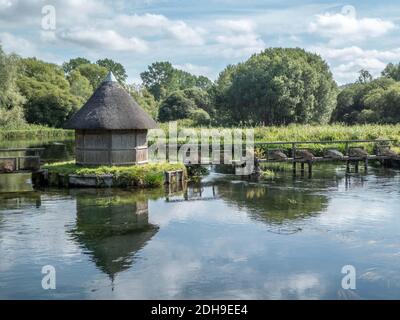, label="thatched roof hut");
[64,72,157,166]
